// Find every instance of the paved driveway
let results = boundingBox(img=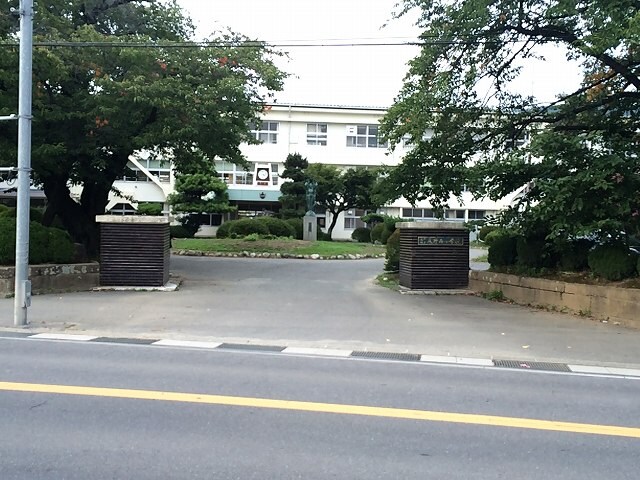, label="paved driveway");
[0,255,639,366]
